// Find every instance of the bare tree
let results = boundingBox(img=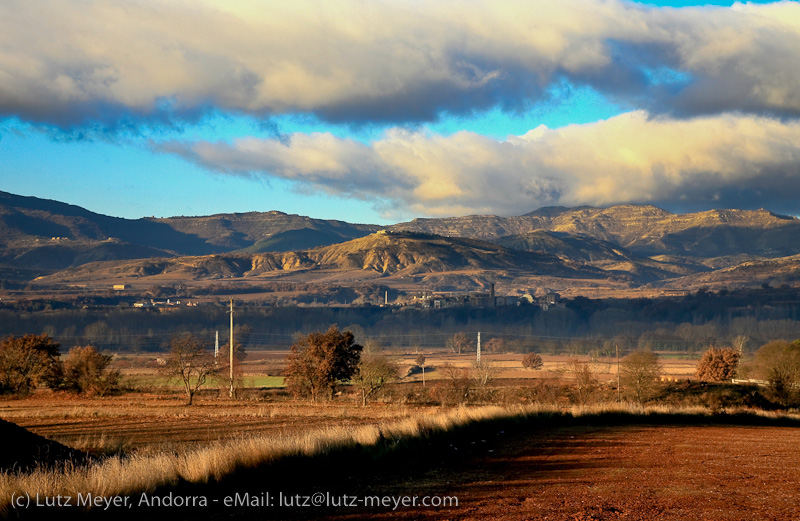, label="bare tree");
[621,351,662,404]
[353,343,398,406]
[566,359,596,405]
[484,337,507,353]
[731,335,750,355]
[161,333,217,405]
[471,359,496,386]
[415,353,427,386]
[447,332,473,354]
